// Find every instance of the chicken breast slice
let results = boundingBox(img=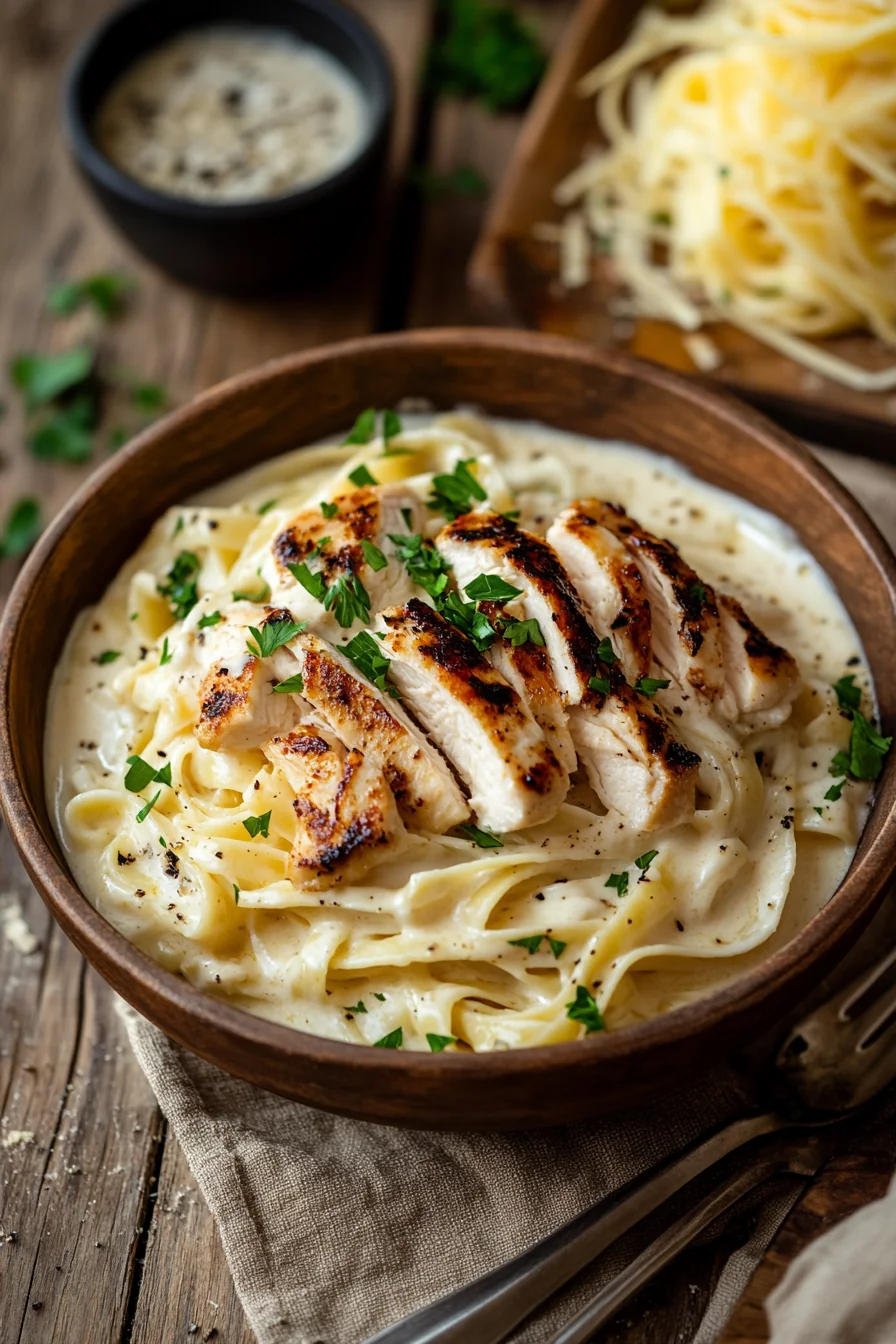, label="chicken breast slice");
[569,672,701,831]
[719,595,801,718]
[374,598,569,833]
[264,727,404,888]
[435,512,601,704]
[547,502,652,684]
[270,483,422,621]
[593,502,725,703]
[288,631,469,833]
[488,636,577,776]
[194,613,302,751]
